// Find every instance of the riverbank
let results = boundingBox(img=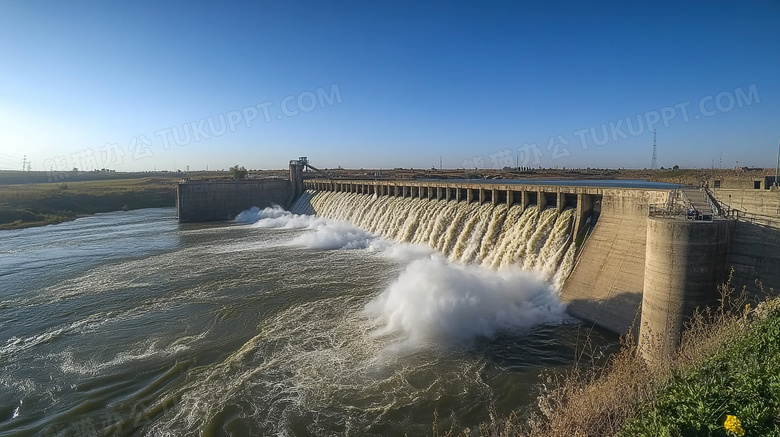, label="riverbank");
[465,284,780,436]
[0,178,176,230]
